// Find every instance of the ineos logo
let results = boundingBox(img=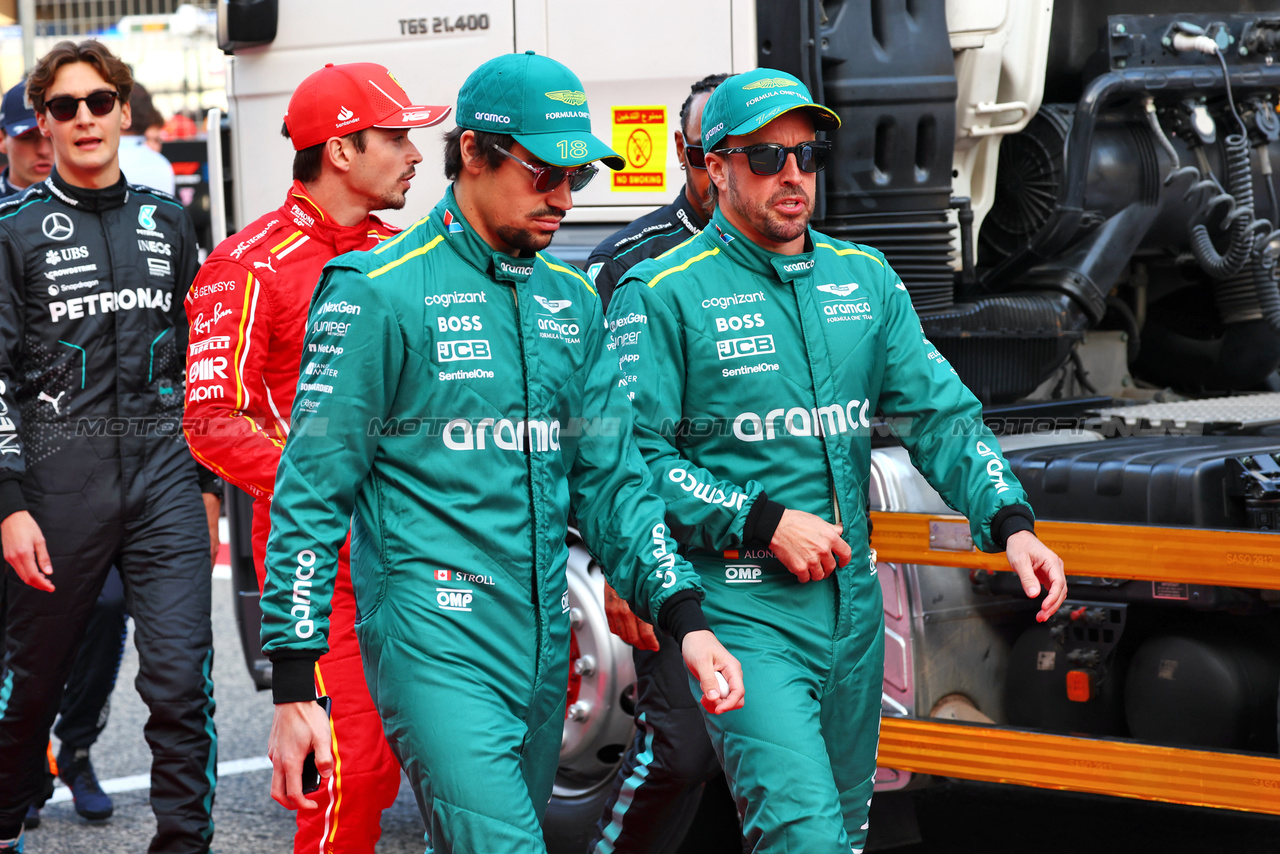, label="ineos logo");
[42,212,74,241]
